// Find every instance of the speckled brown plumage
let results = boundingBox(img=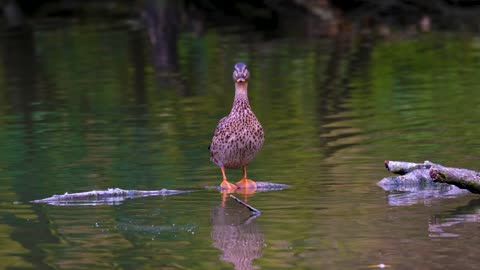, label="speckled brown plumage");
[209,63,264,190]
